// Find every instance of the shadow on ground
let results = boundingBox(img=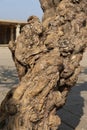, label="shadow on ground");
[58,68,87,130]
[0,66,19,88]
